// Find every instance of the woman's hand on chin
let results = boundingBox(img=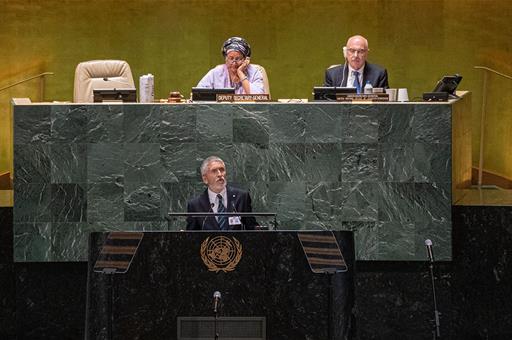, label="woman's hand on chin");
[237,58,250,79]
